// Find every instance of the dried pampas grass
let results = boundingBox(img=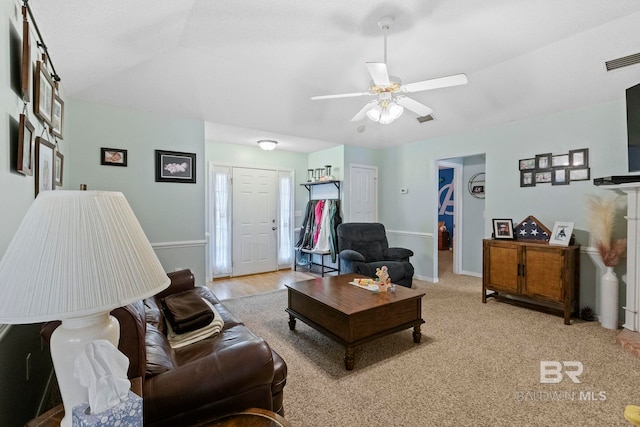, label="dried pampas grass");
[586,194,626,266]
